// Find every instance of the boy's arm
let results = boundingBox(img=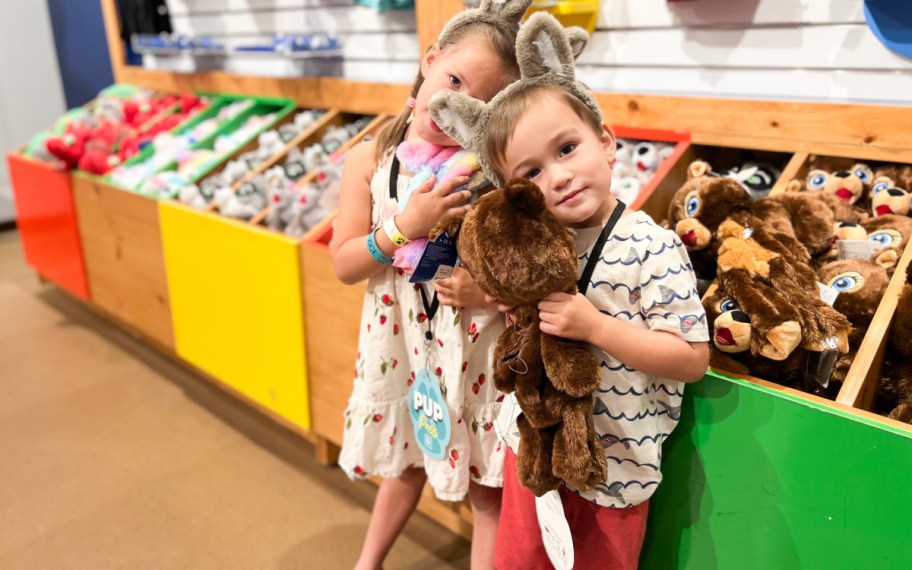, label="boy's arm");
[538,292,709,383]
